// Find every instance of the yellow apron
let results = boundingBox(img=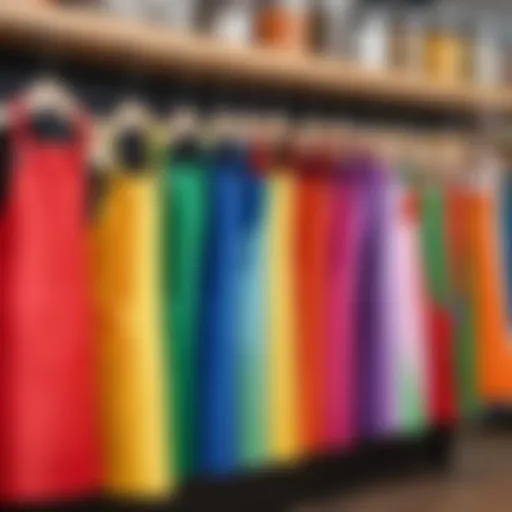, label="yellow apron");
[267,168,300,463]
[95,170,173,498]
